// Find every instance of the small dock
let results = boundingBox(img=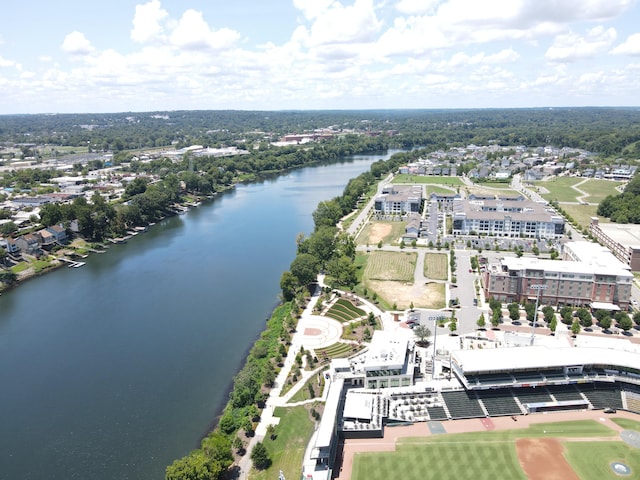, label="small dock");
[57,257,86,268]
